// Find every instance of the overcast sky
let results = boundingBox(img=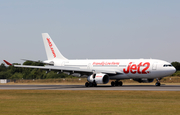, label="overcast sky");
[1,0,180,64]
